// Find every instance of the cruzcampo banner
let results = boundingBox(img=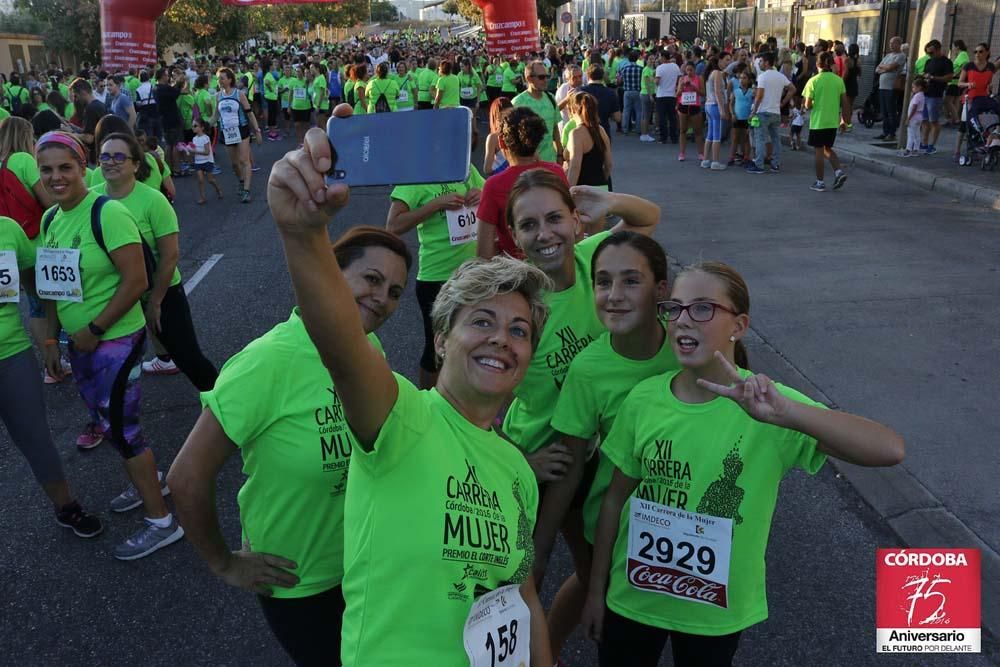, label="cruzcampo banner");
[101,0,177,72]
[472,0,540,56]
